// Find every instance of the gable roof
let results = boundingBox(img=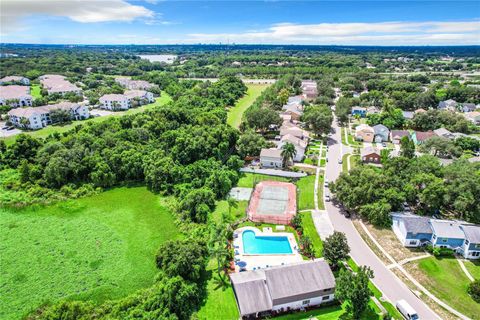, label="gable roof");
[230,260,335,316]
[281,134,307,149]
[360,146,380,157]
[0,85,31,100]
[430,220,465,239]
[433,128,452,137]
[392,213,432,234]
[415,131,436,142]
[373,124,389,134]
[391,130,410,139]
[260,148,282,159]
[355,123,374,133]
[461,225,480,244]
